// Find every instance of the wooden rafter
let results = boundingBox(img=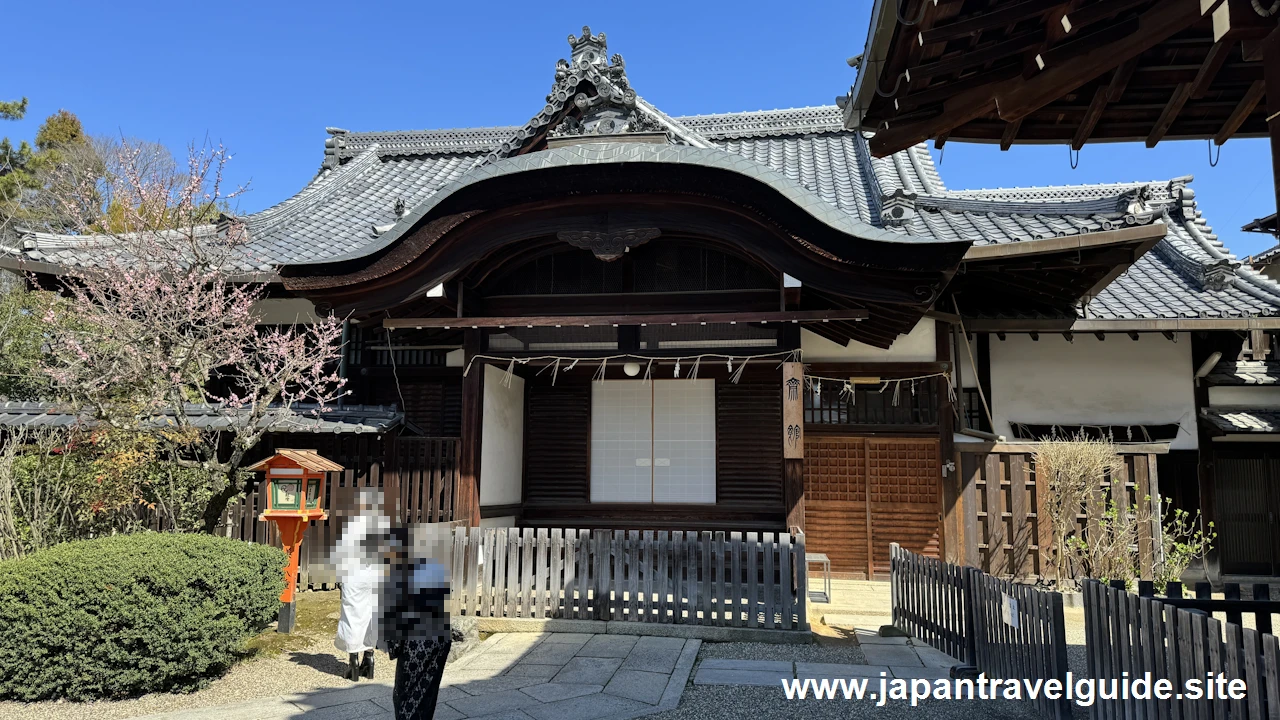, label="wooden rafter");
[918,0,1060,45]
[997,0,1205,122]
[908,30,1045,84]
[1214,79,1266,144]
[869,0,1210,156]
[1000,118,1023,150]
[1073,86,1111,150]
[1146,82,1195,147]
[1190,39,1234,98]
